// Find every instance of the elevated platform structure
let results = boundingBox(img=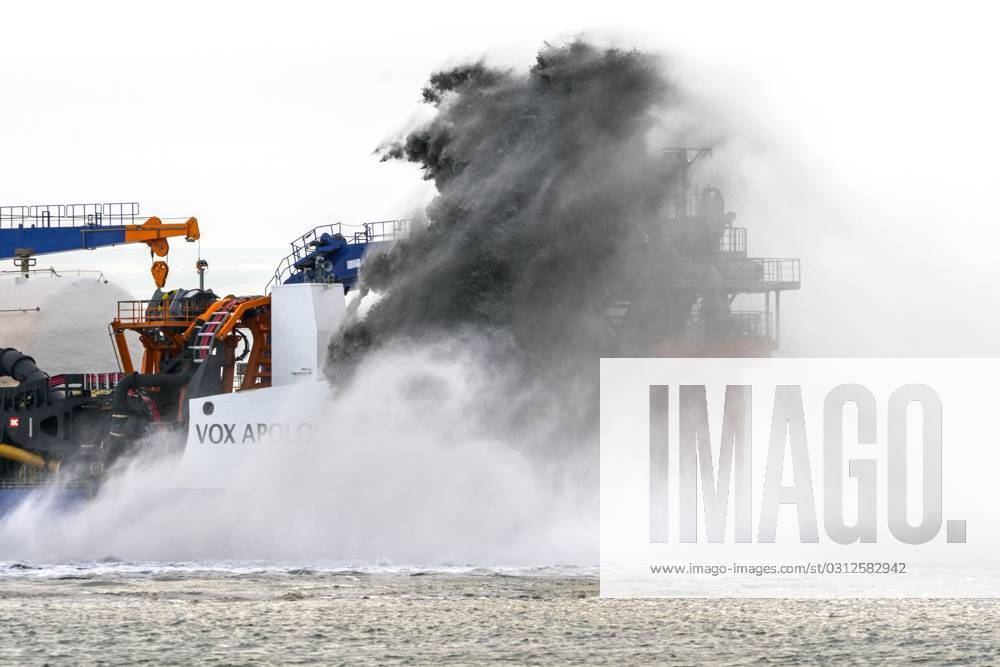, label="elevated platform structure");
[607,149,801,357]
